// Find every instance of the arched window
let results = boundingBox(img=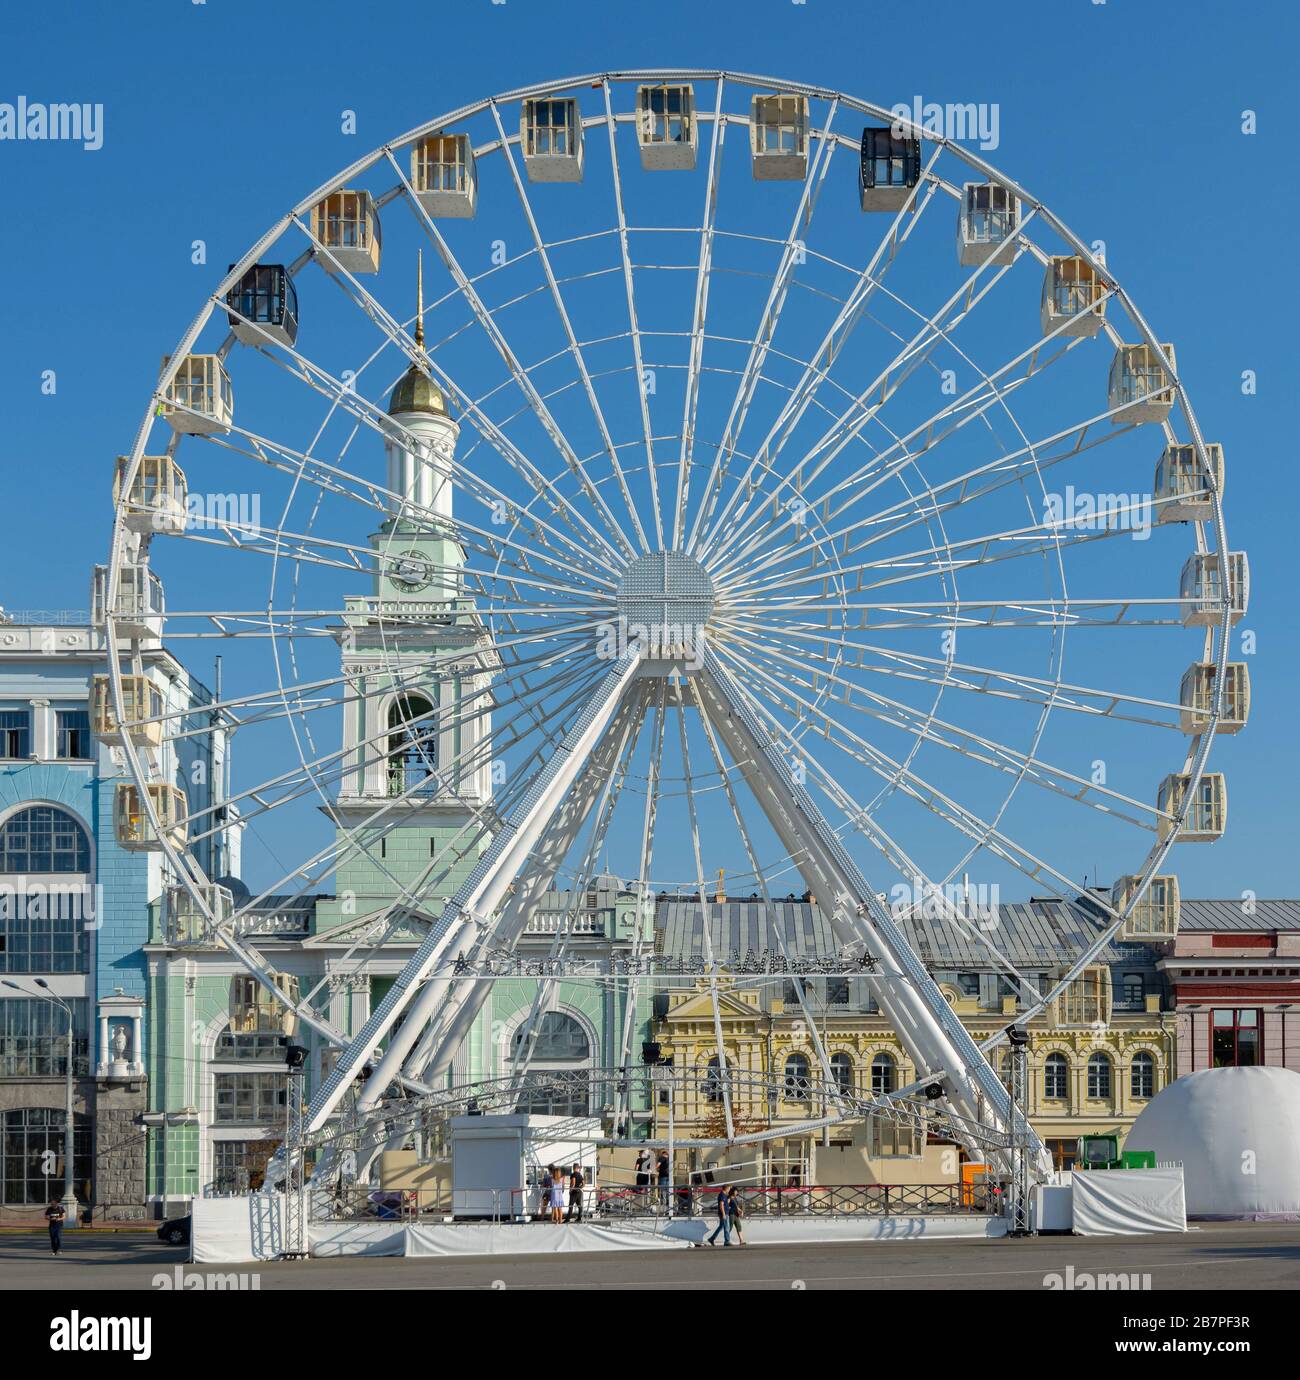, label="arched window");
[0,806,90,873]
[0,1108,92,1205]
[998,1049,1014,1091]
[1087,1052,1113,1100]
[514,1012,591,1117]
[784,1053,811,1101]
[870,1052,896,1096]
[1130,1051,1156,1100]
[1043,1052,1069,1100]
[387,694,437,796]
[830,1052,854,1097]
[702,1054,726,1103]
